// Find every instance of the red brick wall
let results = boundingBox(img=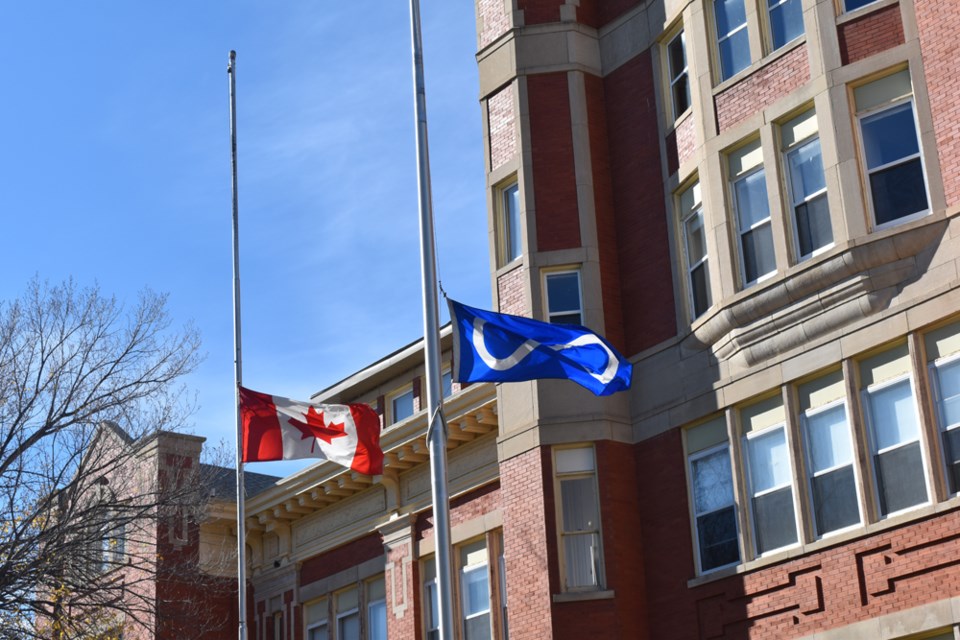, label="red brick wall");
[584,74,626,351]
[500,448,557,639]
[489,84,517,171]
[715,45,809,132]
[384,533,421,640]
[498,266,527,315]
[416,482,502,540]
[517,0,561,25]
[603,51,676,356]
[838,4,905,65]
[298,533,384,586]
[916,0,960,206]
[676,112,697,168]
[528,73,582,252]
[478,0,511,49]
